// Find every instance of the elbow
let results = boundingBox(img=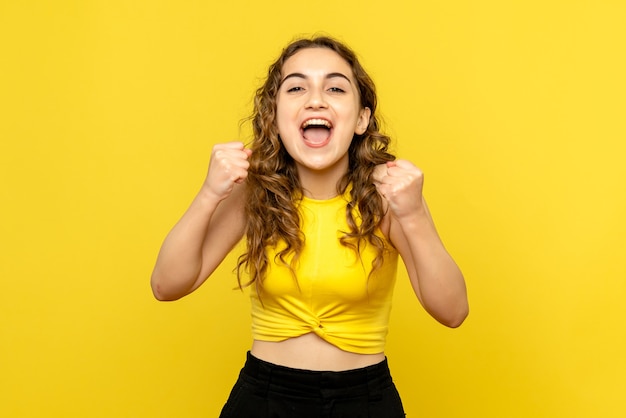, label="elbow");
[152,287,179,302]
[436,281,470,328]
[440,304,469,328]
[150,275,185,302]
[427,298,469,328]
